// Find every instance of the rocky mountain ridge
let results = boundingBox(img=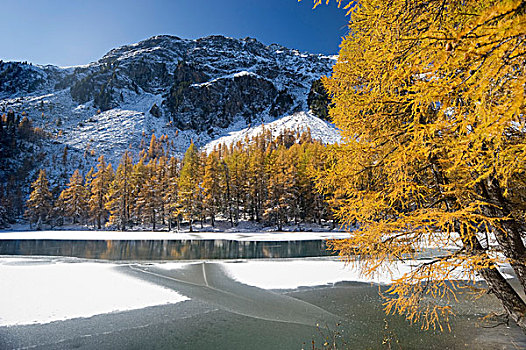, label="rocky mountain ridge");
[0,35,336,161]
